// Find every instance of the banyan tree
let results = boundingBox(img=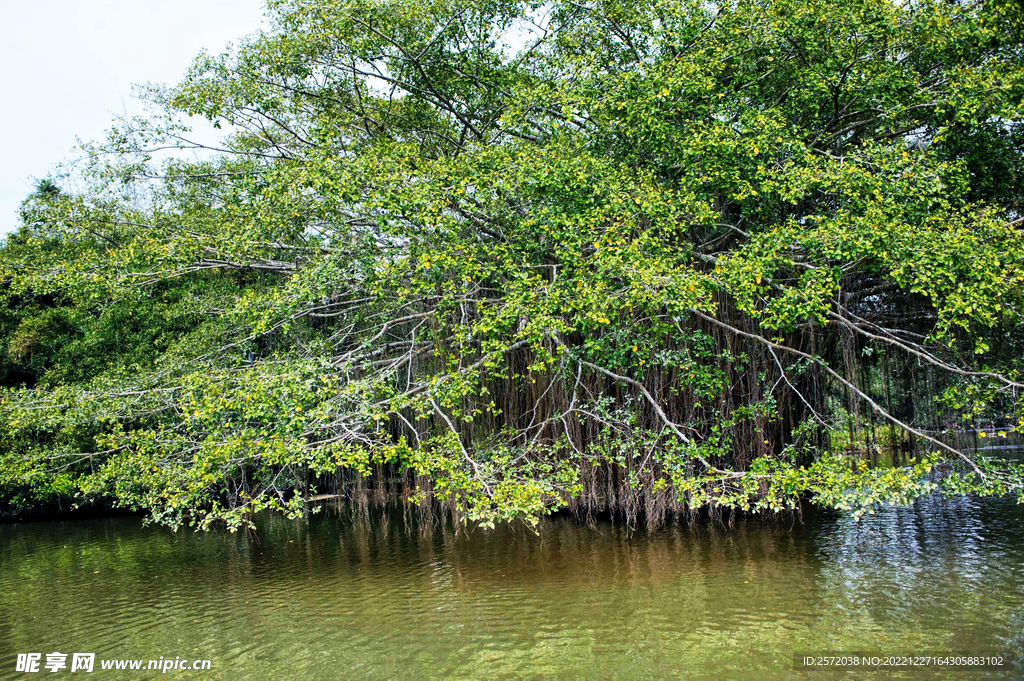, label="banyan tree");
[1,0,1023,528]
